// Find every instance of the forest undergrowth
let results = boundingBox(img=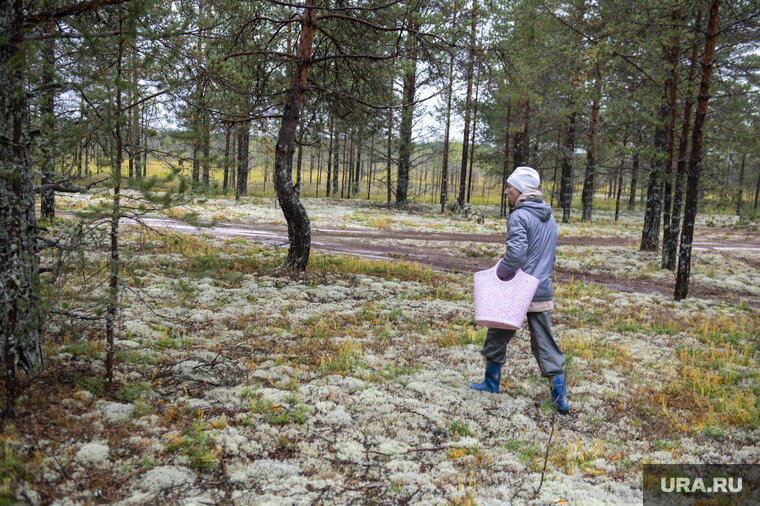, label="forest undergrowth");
[3,198,760,505]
